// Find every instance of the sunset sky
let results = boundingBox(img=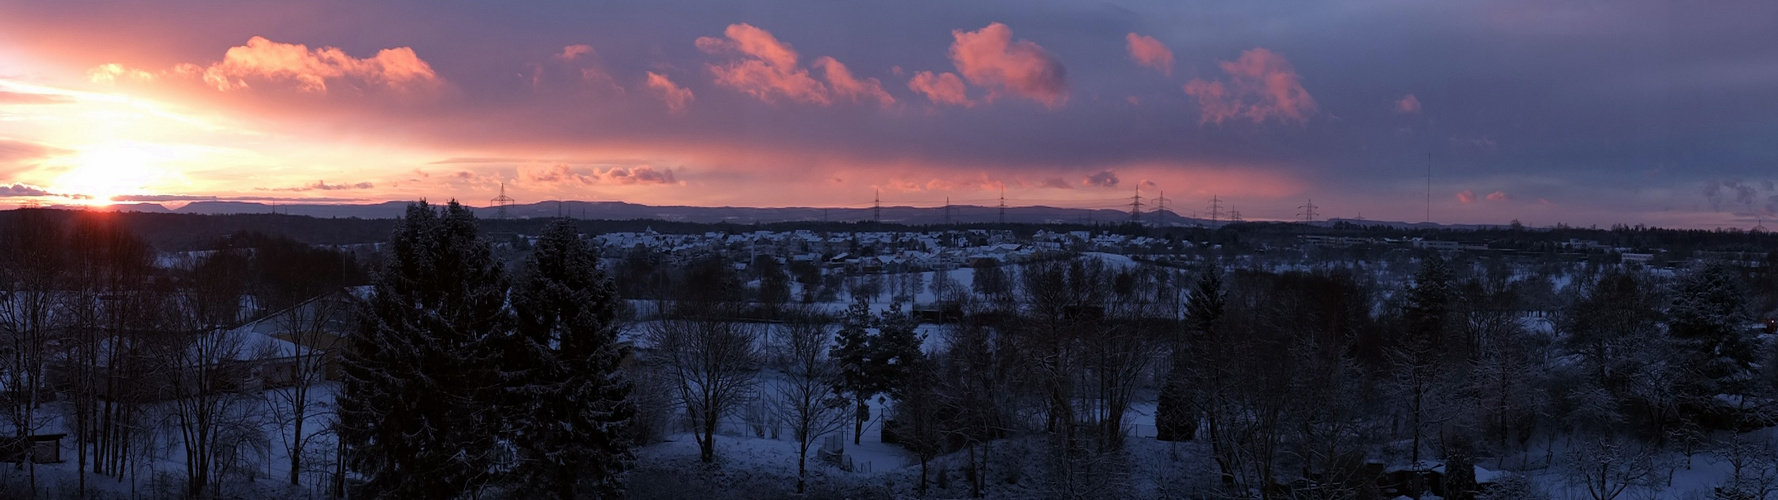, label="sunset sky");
[1,0,1775,227]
